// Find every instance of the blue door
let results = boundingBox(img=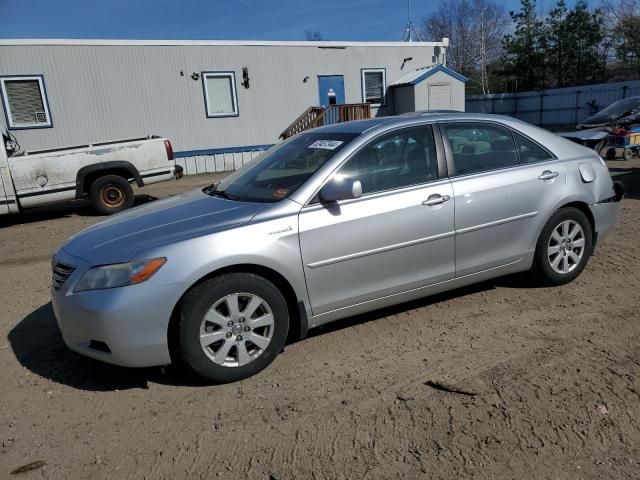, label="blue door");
[318,75,345,107]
